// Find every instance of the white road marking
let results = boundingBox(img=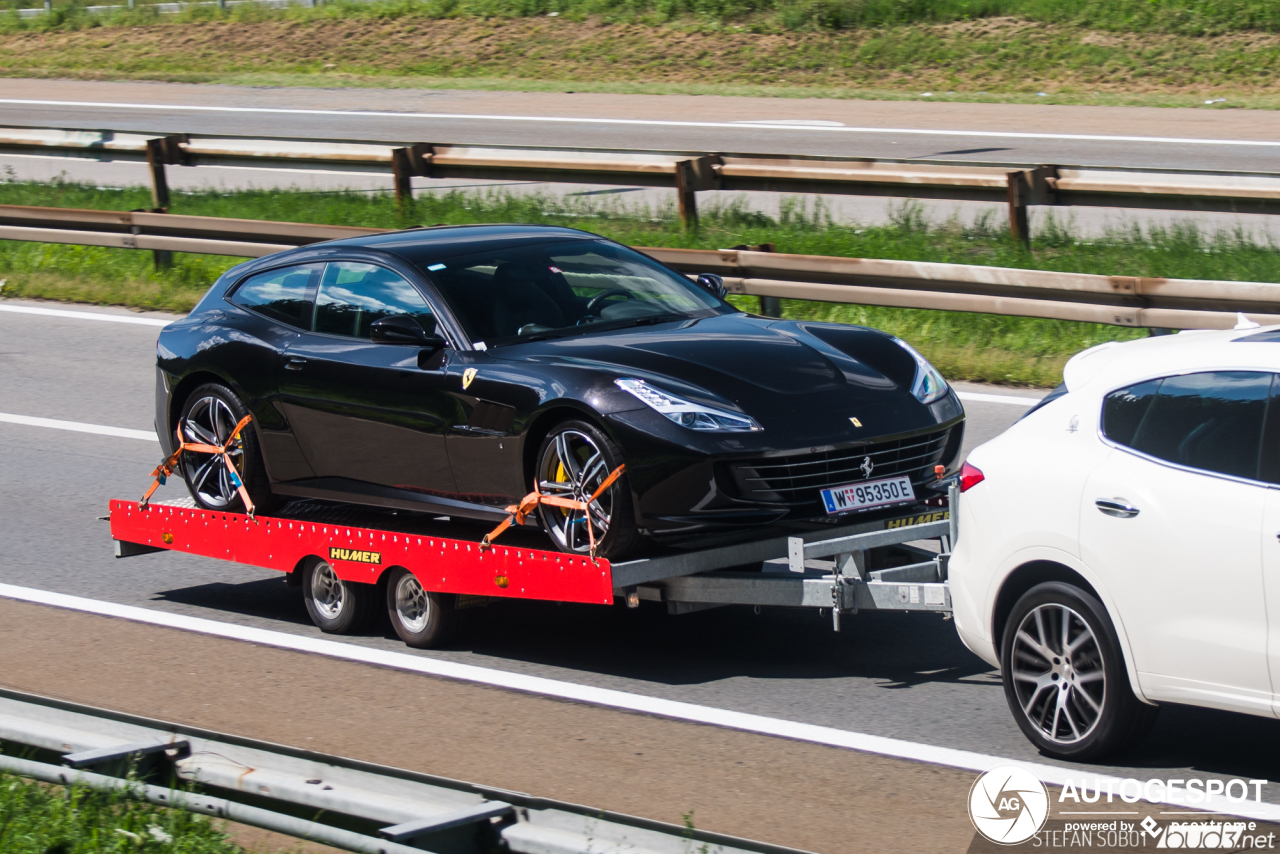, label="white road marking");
[3,98,1278,148]
[0,413,158,442]
[956,391,1038,407]
[0,581,1275,821]
[0,304,173,326]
